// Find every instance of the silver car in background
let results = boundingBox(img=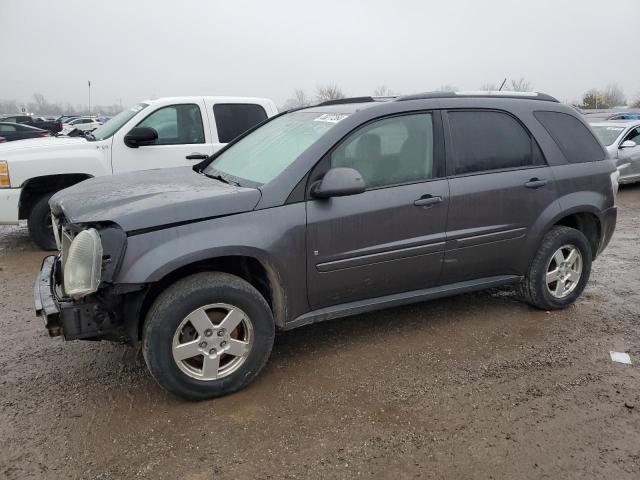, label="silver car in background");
[591,120,640,184]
